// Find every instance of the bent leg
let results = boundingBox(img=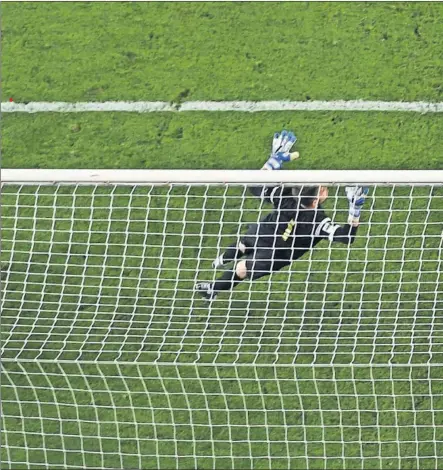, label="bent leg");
[207,246,291,298]
[213,229,255,268]
[214,241,250,268]
[210,247,253,294]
